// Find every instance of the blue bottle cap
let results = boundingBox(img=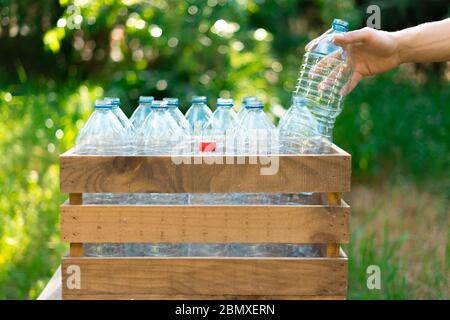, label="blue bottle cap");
[139,96,154,104]
[151,100,168,109]
[245,100,264,109]
[94,99,112,109]
[242,96,258,106]
[332,19,349,32]
[217,98,233,107]
[192,96,207,103]
[104,97,121,106]
[163,97,179,107]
